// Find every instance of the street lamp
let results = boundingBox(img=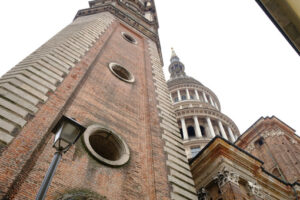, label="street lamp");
[36,115,86,200]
